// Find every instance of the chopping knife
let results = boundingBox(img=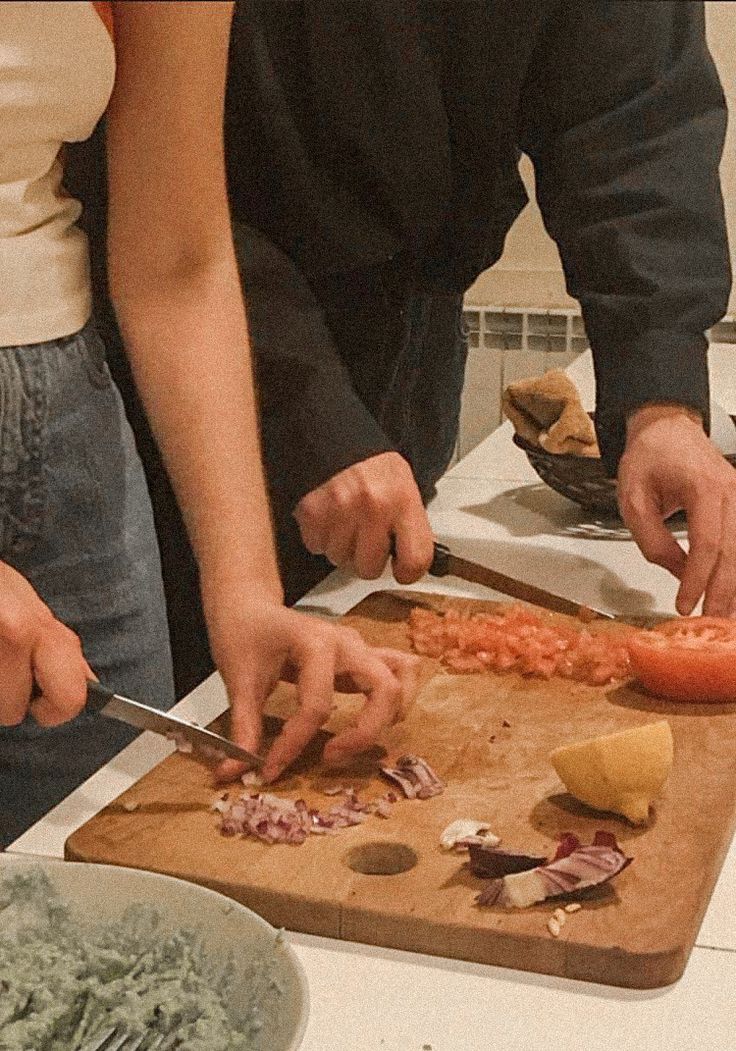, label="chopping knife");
[86,681,263,769]
[404,540,616,621]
